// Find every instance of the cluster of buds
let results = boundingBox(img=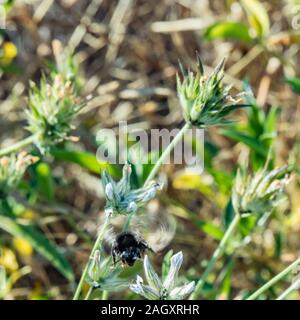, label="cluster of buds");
[26,72,83,154]
[0,152,38,197]
[177,55,247,128]
[101,163,162,215]
[232,164,292,217]
[130,251,195,300]
[87,250,126,290]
